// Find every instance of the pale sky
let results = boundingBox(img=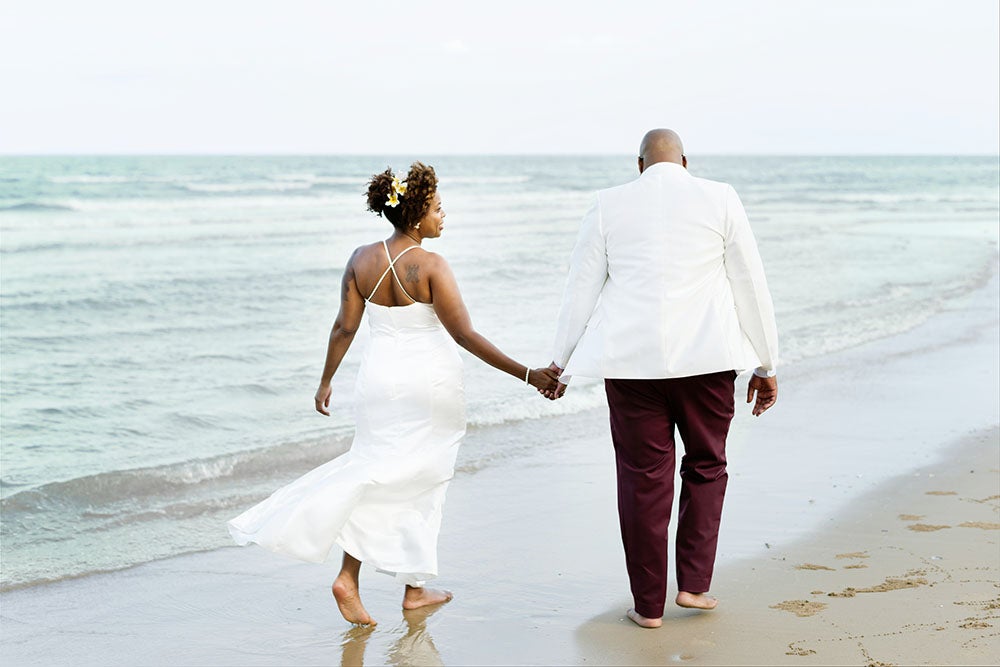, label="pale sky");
[1,0,997,154]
